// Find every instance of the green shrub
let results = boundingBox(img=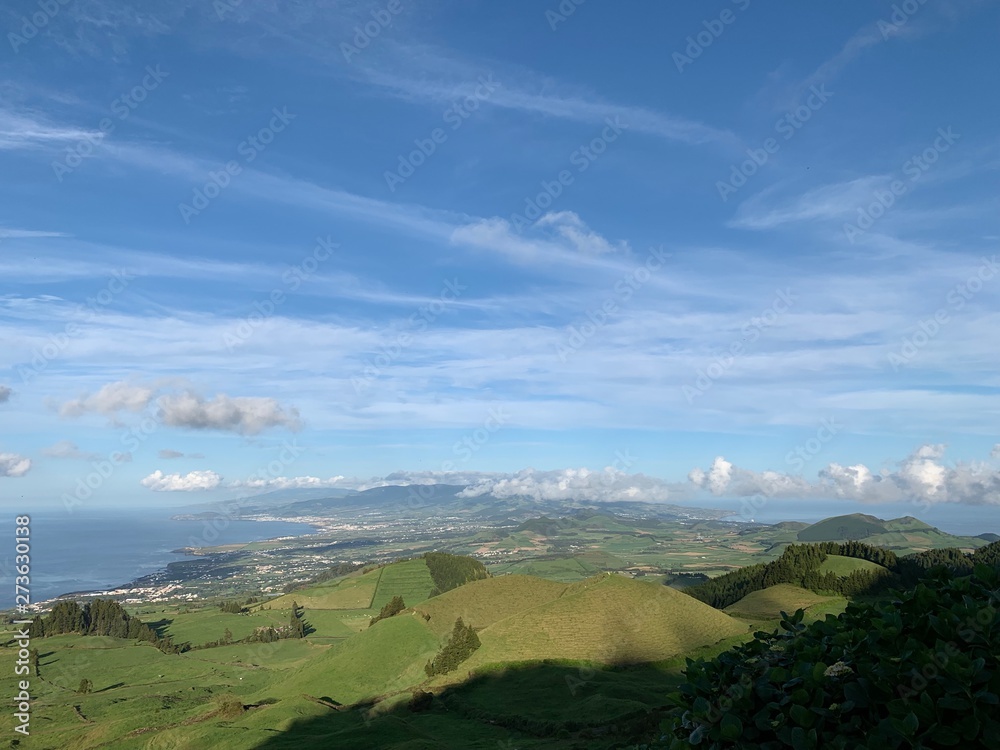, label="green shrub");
[662,566,1000,749]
